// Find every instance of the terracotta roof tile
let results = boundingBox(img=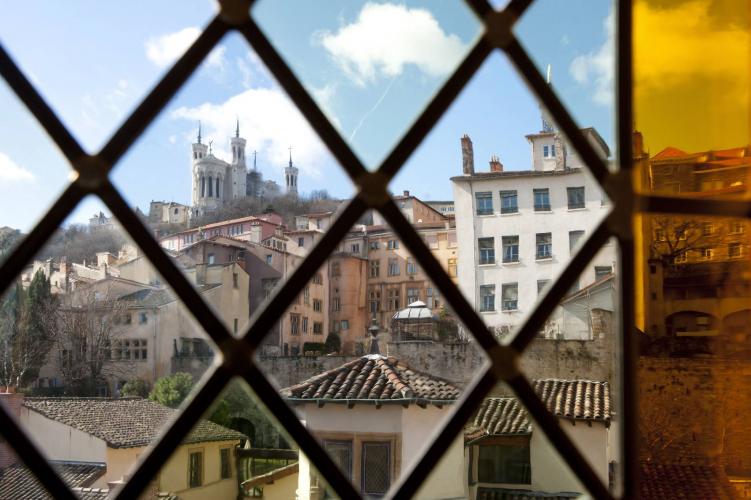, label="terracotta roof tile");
[280,355,460,405]
[23,397,245,448]
[640,463,738,499]
[0,461,105,499]
[466,379,611,441]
